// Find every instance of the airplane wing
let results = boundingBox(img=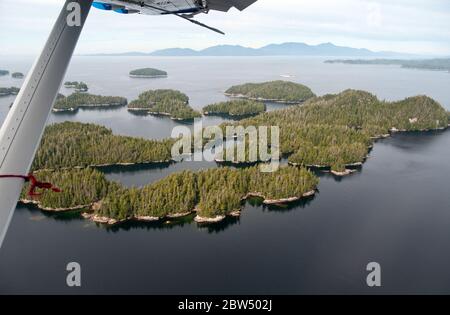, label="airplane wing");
[0,0,258,248]
[93,1,259,34]
[96,0,258,15]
